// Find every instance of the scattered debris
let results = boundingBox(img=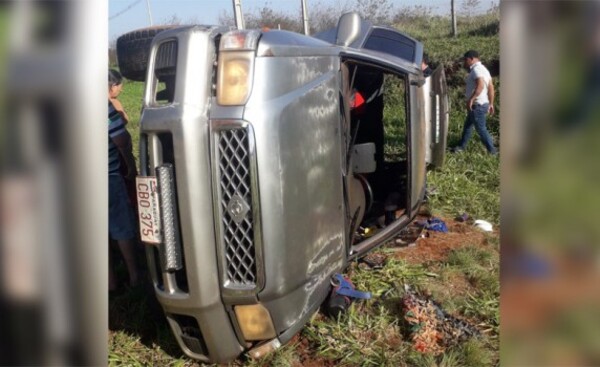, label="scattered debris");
[455,213,470,222]
[474,219,493,232]
[390,222,424,247]
[247,338,282,360]
[332,274,371,300]
[360,253,388,269]
[326,274,371,319]
[402,285,479,355]
[358,225,379,239]
[424,218,449,233]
